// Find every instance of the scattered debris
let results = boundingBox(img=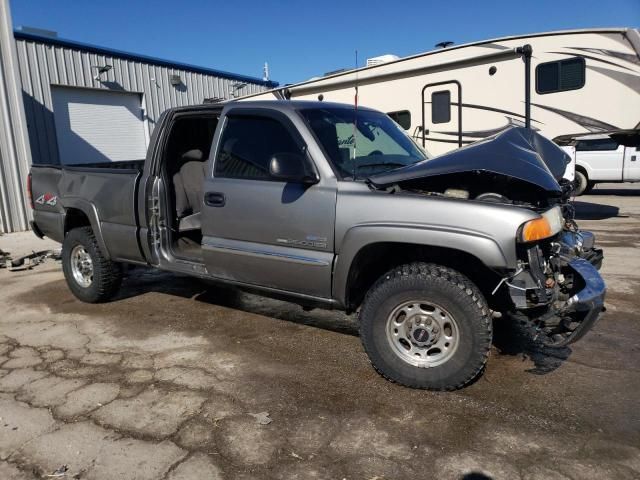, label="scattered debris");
[0,249,61,271]
[46,465,69,477]
[248,411,272,425]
